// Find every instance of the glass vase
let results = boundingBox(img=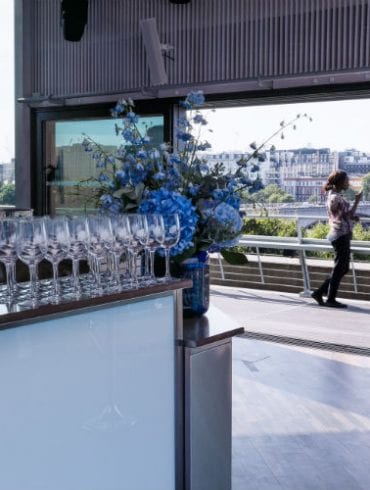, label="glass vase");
[180,255,210,318]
